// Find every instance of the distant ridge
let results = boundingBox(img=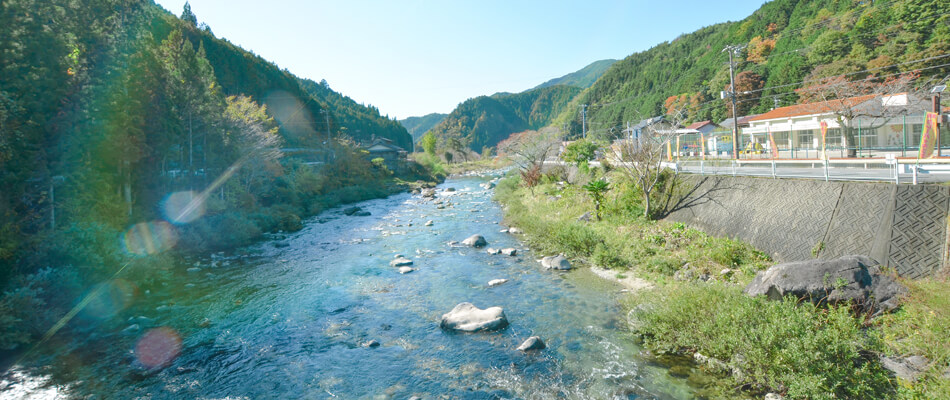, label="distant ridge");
[533,59,617,90]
